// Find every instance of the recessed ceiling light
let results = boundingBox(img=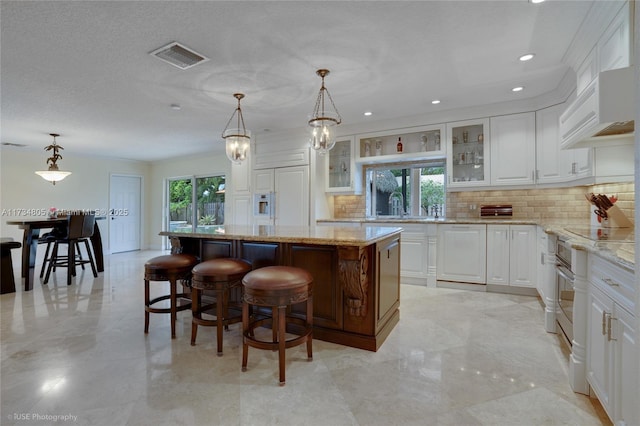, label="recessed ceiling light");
[364,111,373,116]
[170,104,181,110]
[519,53,535,61]
[431,100,441,105]
[530,0,545,3]
[512,86,524,92]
